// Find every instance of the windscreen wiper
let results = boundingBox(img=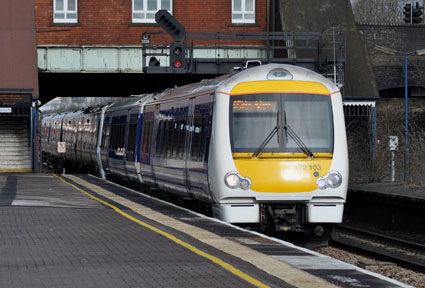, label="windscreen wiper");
[284,124,314,158]
[282,105,314,158]
[253,112,280,158]
[252,125,280,158]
